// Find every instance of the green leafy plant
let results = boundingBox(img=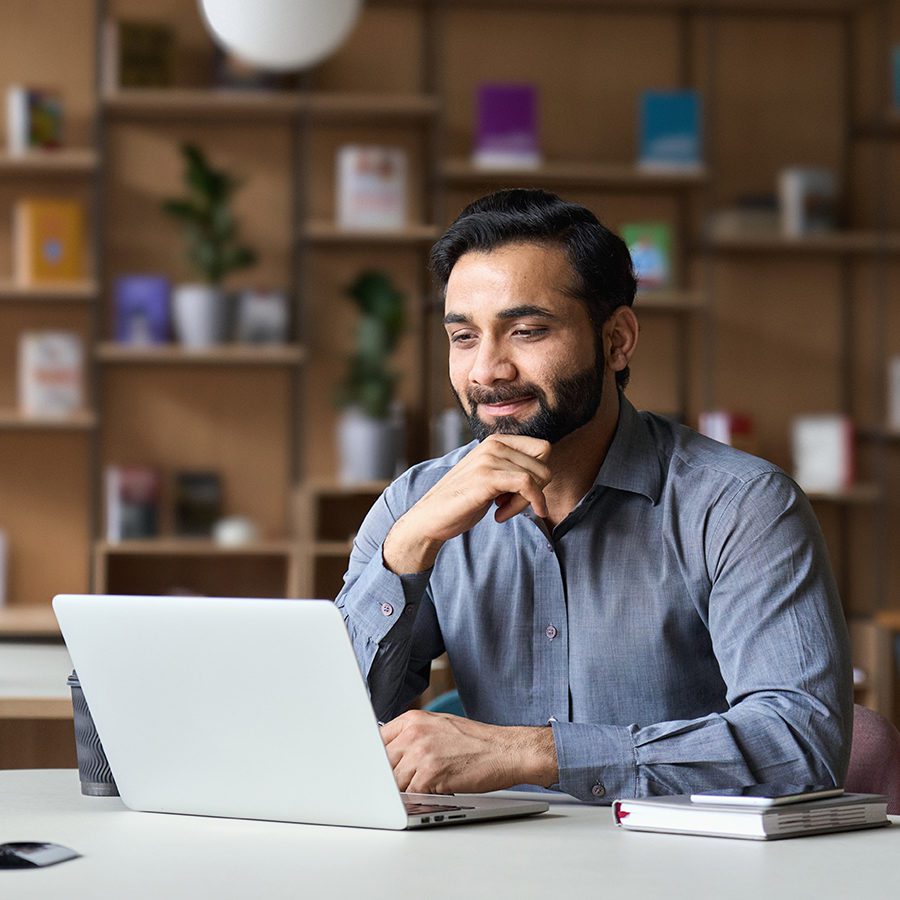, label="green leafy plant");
[338,271,406,420]
[162,143,257,286]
